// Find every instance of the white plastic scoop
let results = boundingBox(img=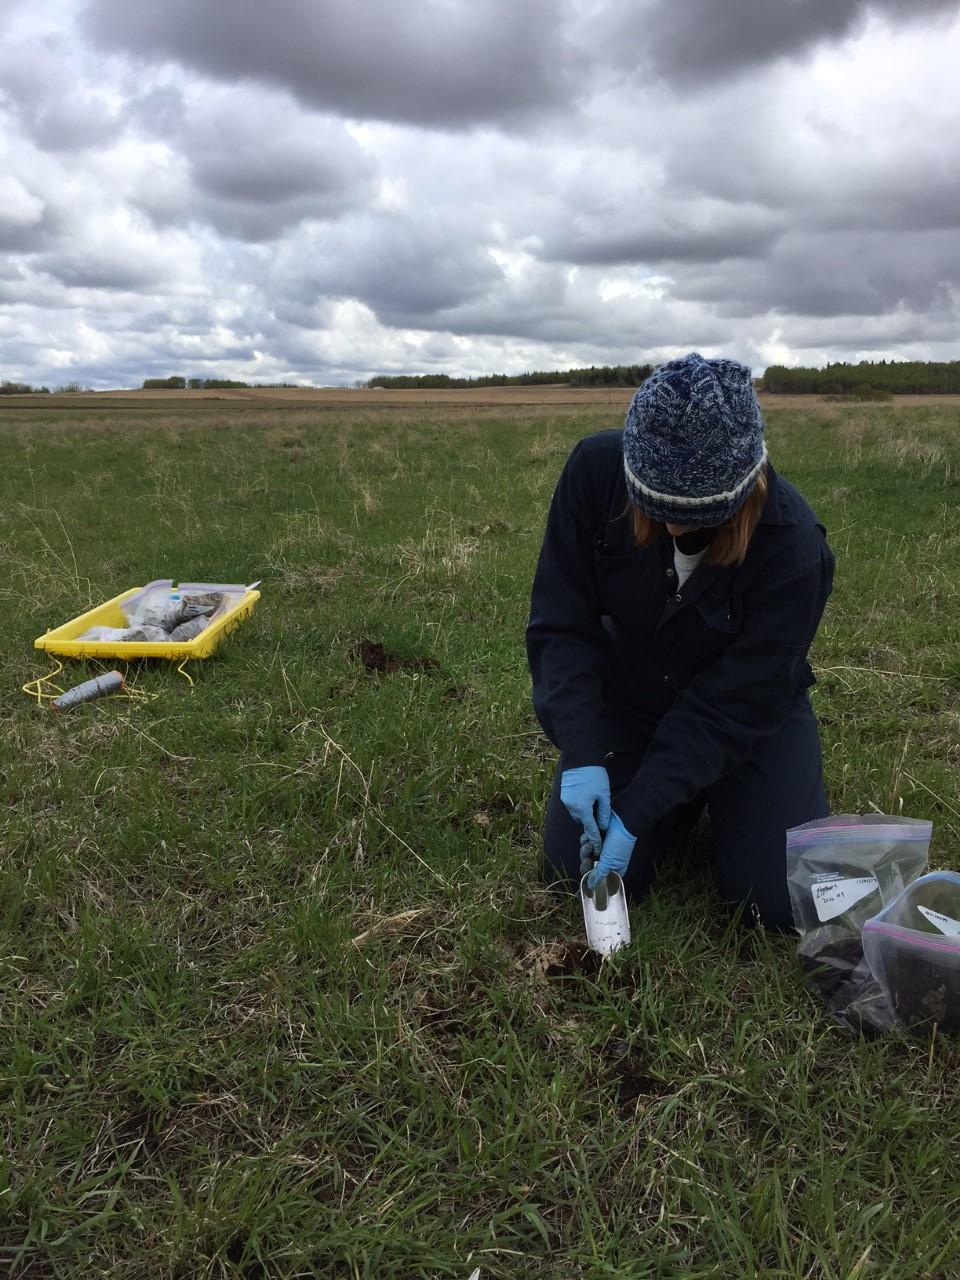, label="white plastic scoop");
[580,871,631,955]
